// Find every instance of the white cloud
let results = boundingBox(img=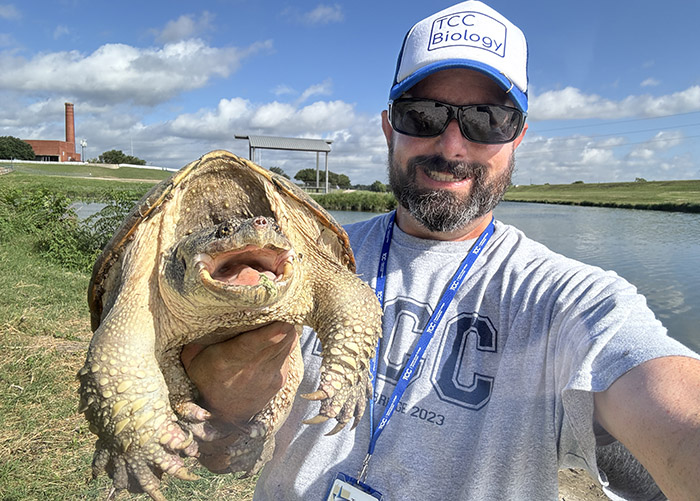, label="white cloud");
[0,33,15,47]
[273,84,295,96]
[0,39,273,105]
[529,85,700,120]
[642,130,684,150]
[515,122,698,185]
[529,87,618,120]
[53,25,69,40]
[297,100,354,129]
[627,148,655,161]
[251,102,297,128]
[641,78,659,87]
[168,93,358,137]
[580,145,618,166]
[283,4,344,25]
[154,11,216,43]
[296,79,333,104]
[0,4,20,20]
[303,4,343,24]
[168,97,254,140]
